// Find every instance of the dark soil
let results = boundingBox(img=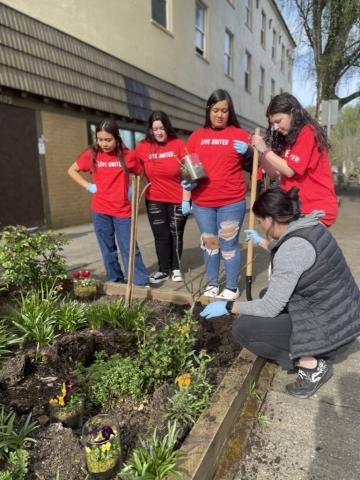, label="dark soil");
[0,299,241,480]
